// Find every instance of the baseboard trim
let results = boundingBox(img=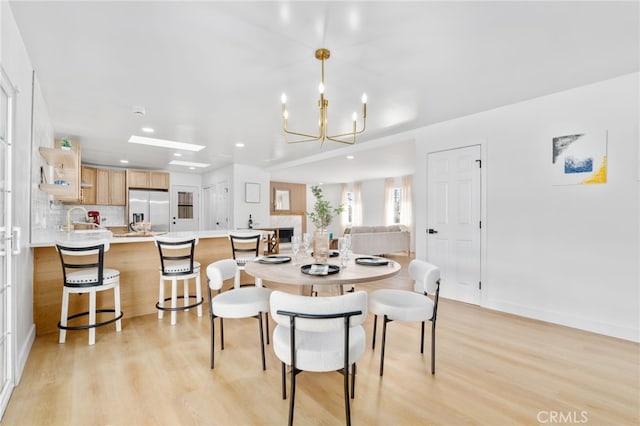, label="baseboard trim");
[484,299,639,342]
[15,324,36,384]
